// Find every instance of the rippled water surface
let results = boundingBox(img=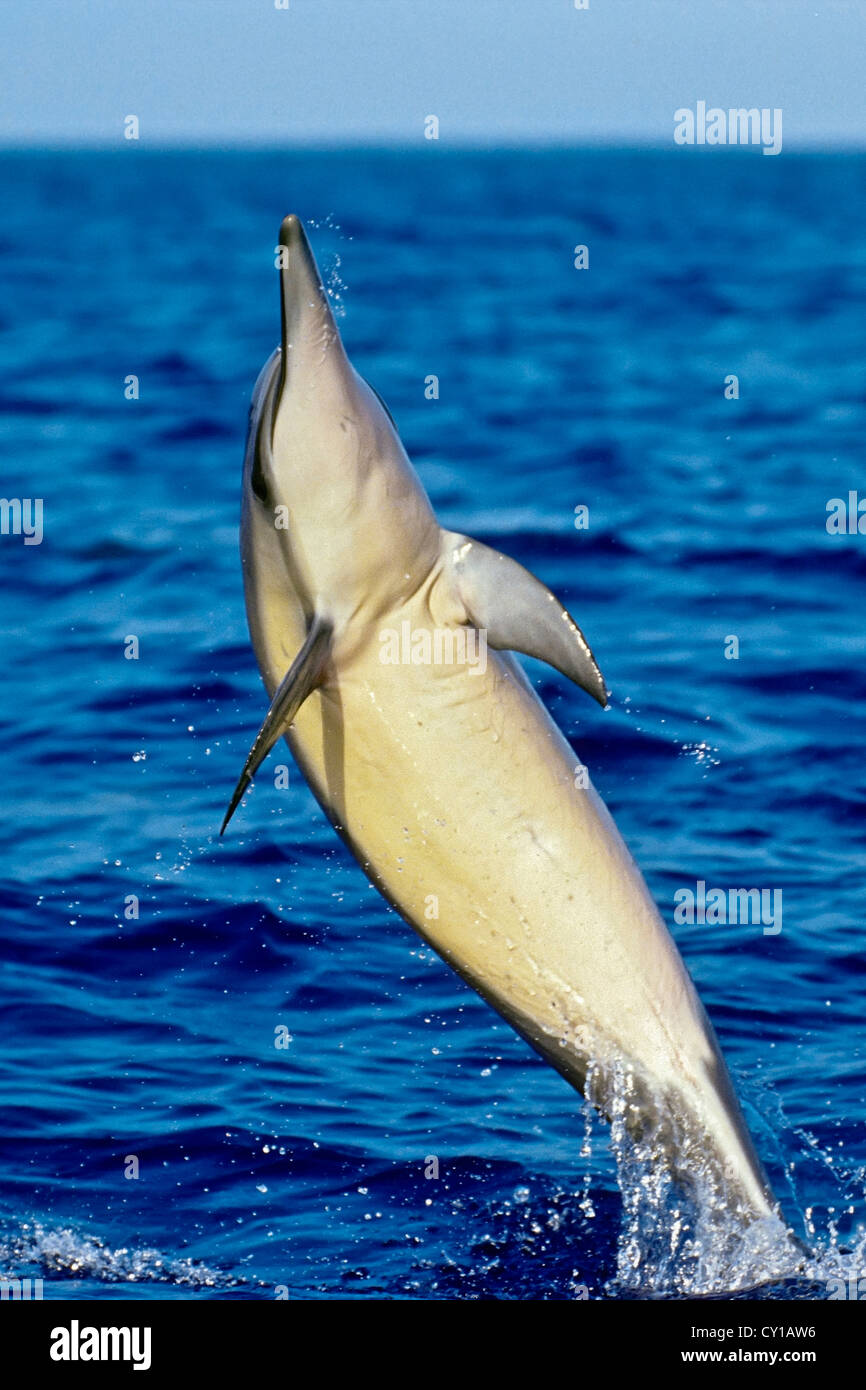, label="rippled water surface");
[0,149,864,1298]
